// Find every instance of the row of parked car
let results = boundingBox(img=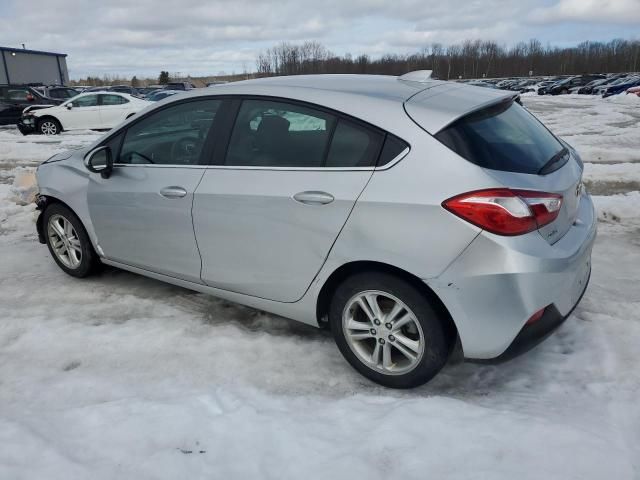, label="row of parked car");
[465,72,640,98]
[1,81,228,132]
